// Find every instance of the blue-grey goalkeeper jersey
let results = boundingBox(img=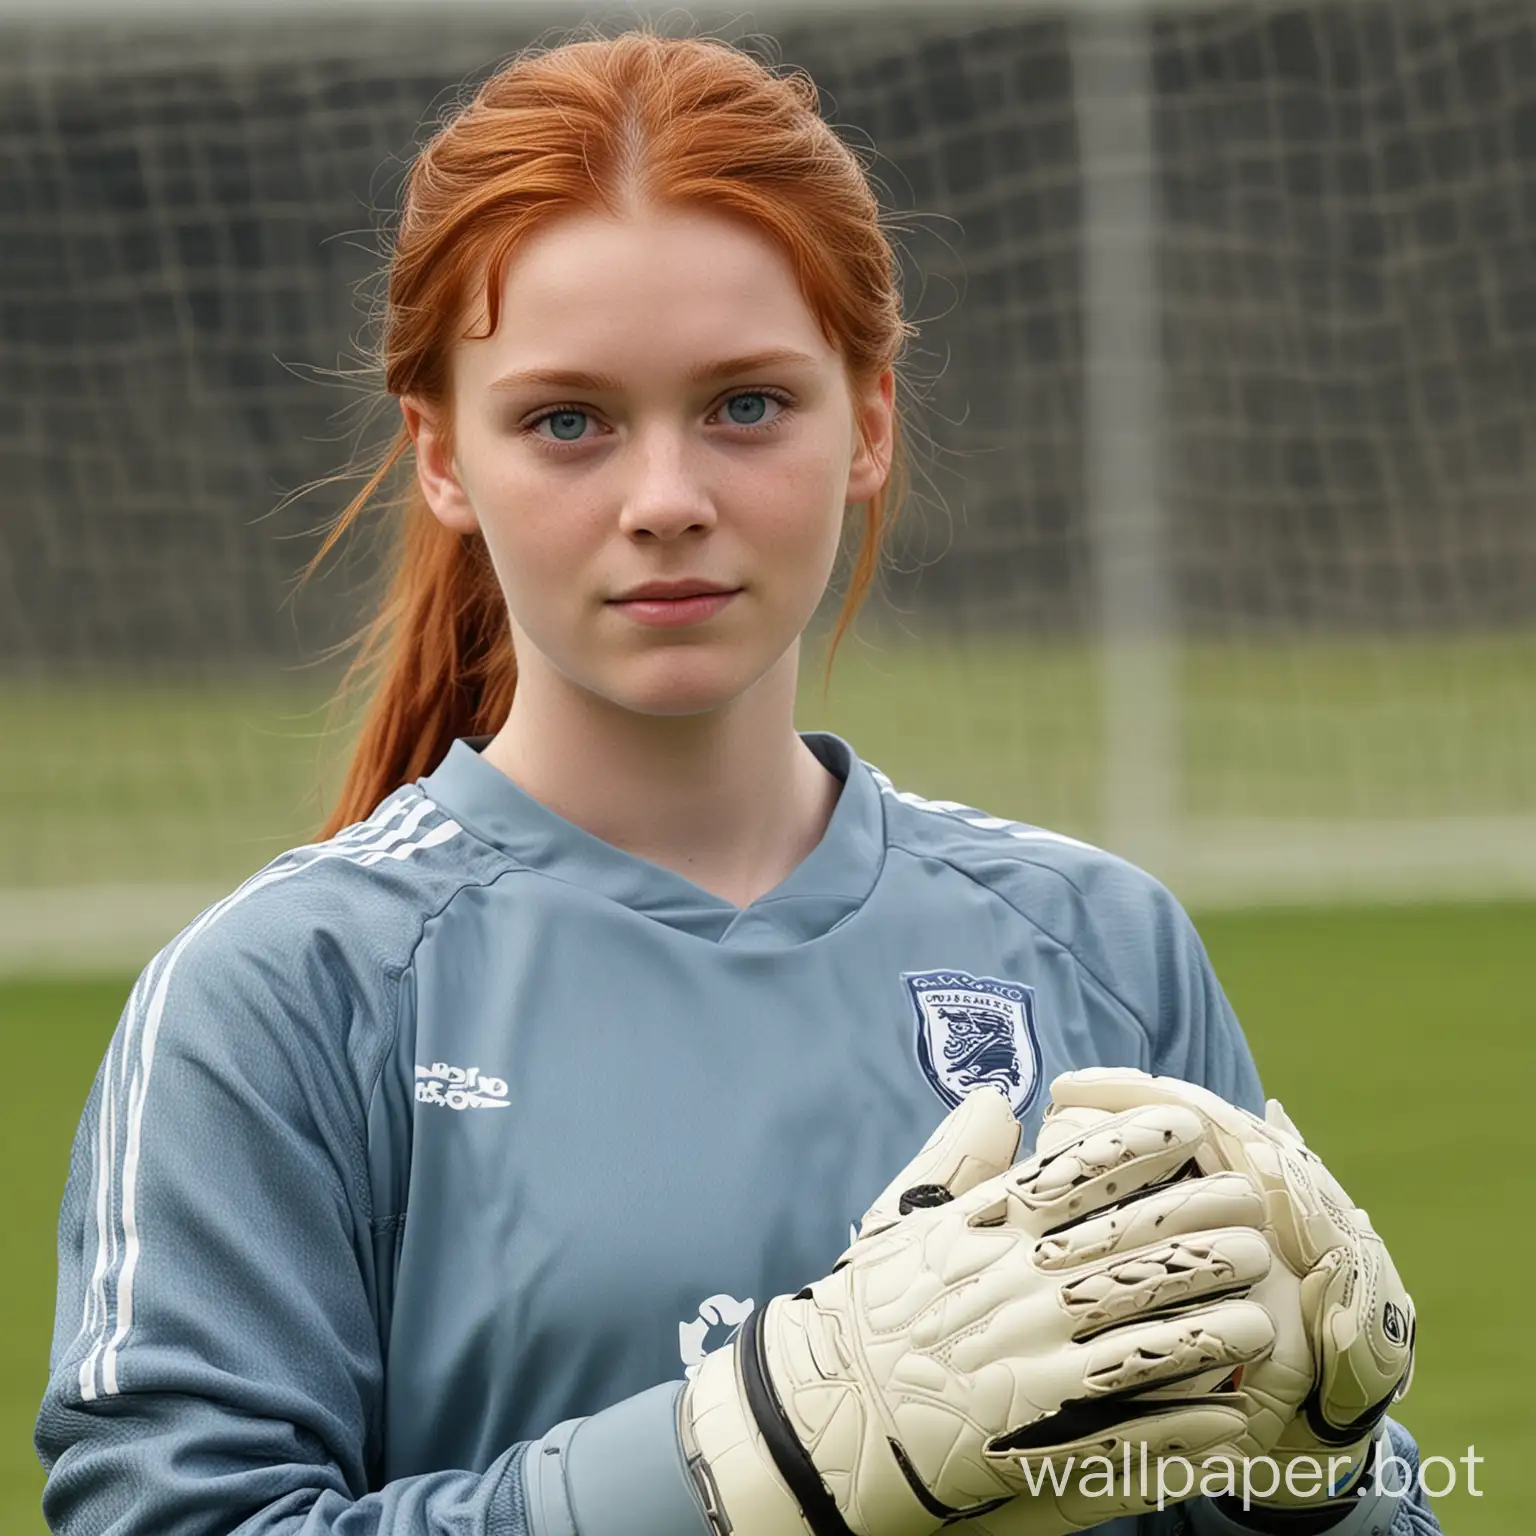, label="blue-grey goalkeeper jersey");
[37,732,1438,1536]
